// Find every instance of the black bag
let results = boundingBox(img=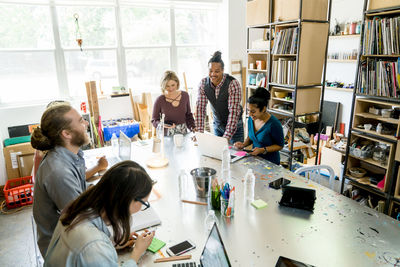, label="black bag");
[279,185,316,212]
